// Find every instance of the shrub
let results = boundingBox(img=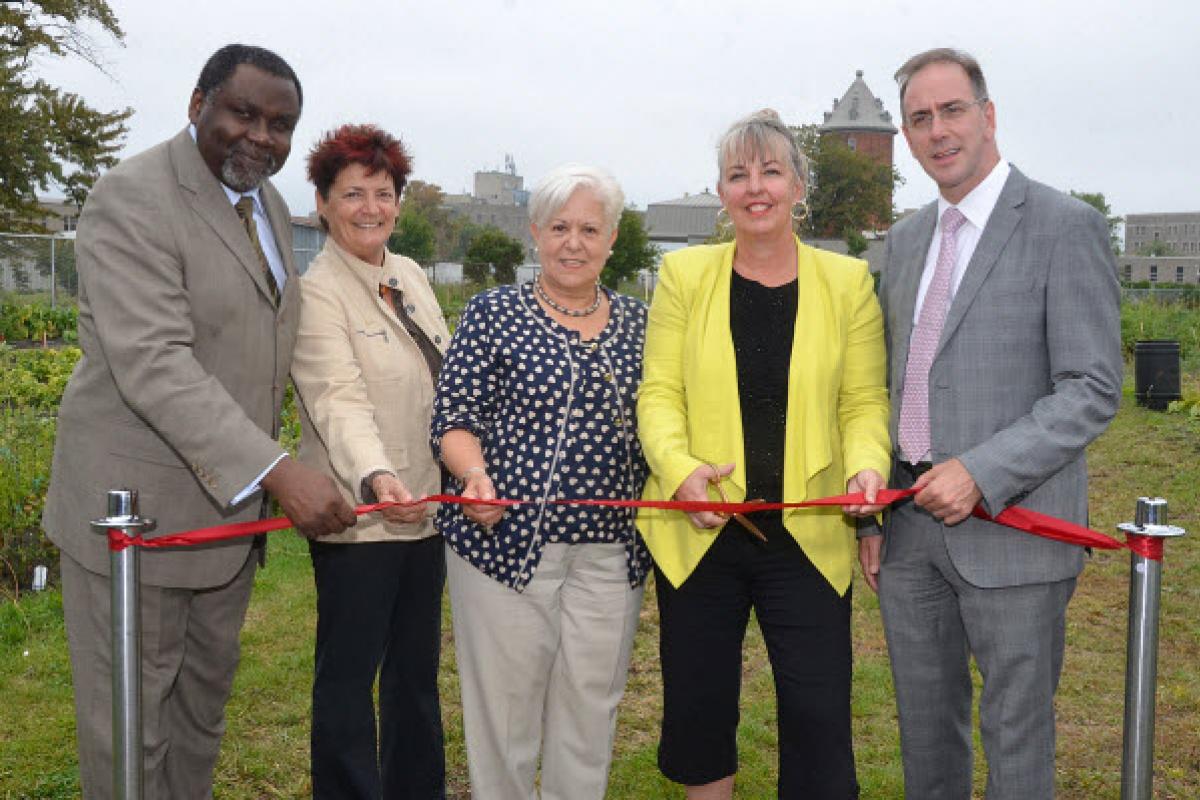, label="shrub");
[0,411,58,591]
[0,303,78,344]
[0,346,81,411]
